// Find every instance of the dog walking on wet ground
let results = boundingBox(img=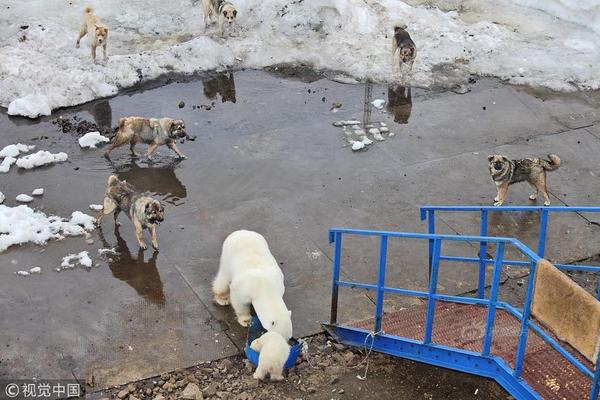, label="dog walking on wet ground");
[488,154,561,206]
[97,175,165,251]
